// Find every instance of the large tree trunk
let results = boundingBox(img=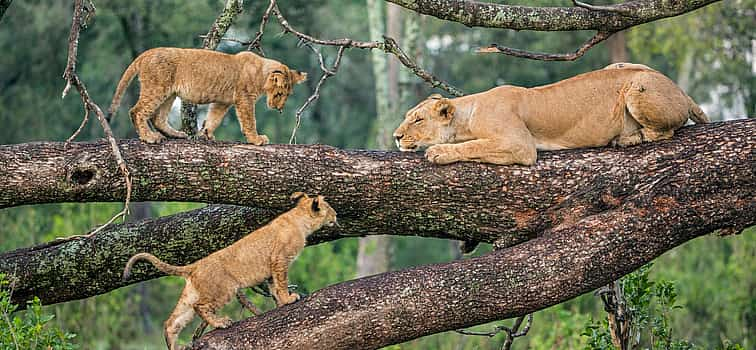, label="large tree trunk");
[0,120,753,308]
